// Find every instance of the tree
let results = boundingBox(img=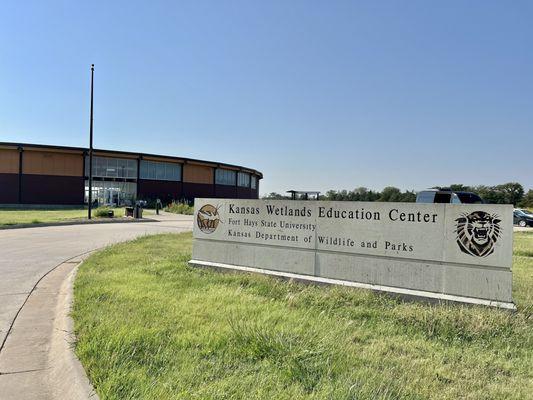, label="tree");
[353,187,369,196]
[519,189,533,208]
[350,187,368,201]
[379,187,402,202]
[494,182,524,205]
[265,182,527,204]
[325,190,341,201]
[476,185,494,203]
[401,190,417,202]
[450,184,471,192]
[262,192,288,200]
[473,182,524,205]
